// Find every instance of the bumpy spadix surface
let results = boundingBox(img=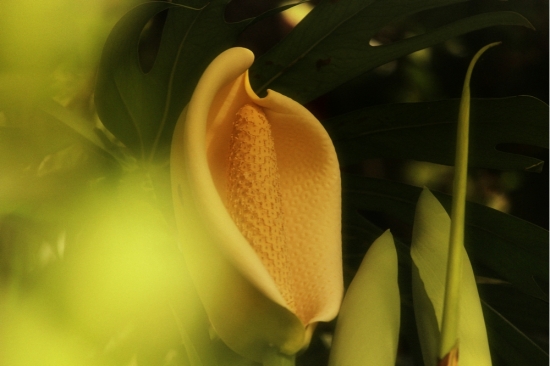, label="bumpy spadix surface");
[228,104,296,314]
[170,47,342,361]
